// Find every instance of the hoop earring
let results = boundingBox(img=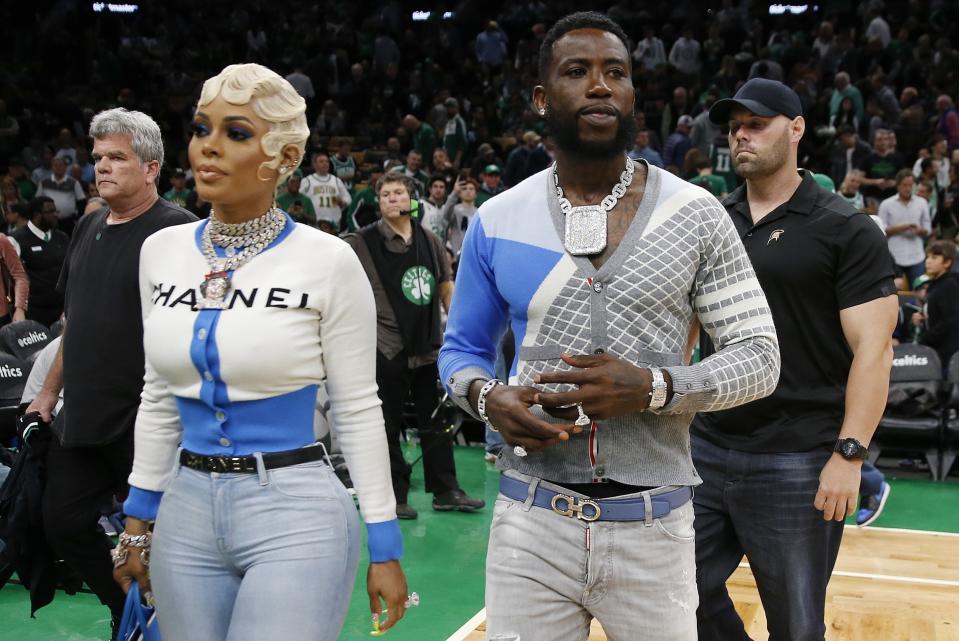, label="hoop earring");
[256,164,274,182]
